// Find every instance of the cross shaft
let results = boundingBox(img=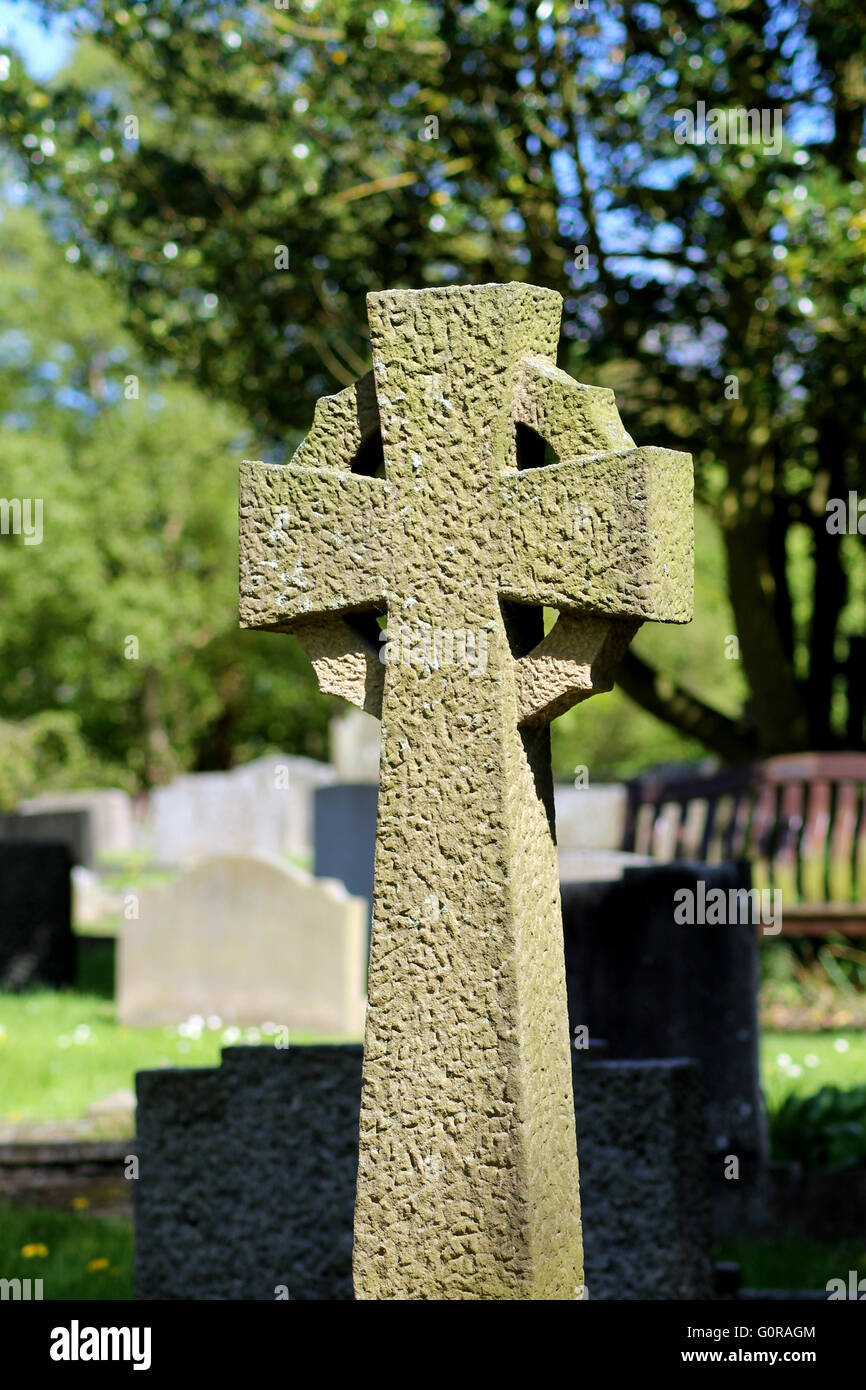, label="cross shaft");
[239,282,693,1299]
